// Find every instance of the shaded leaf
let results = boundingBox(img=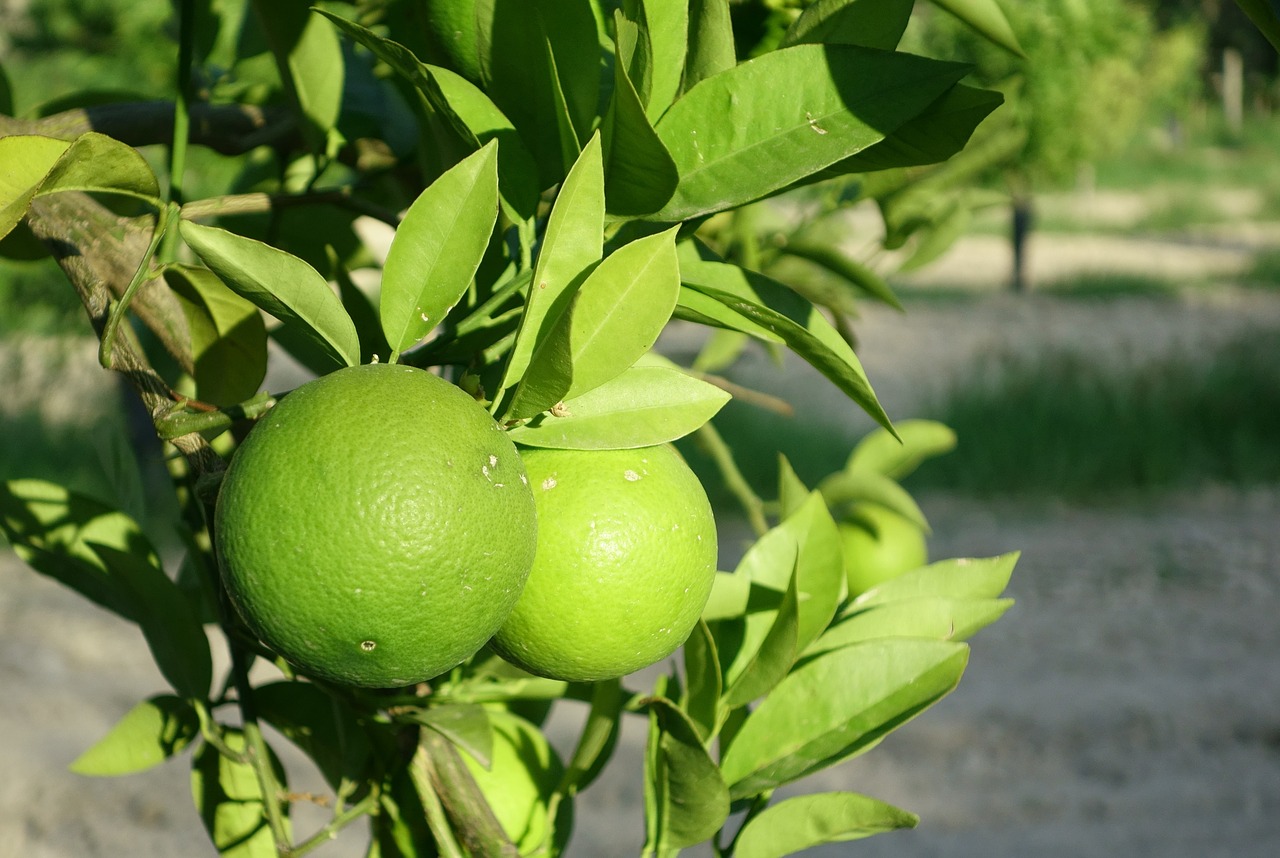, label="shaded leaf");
[70,695,200,776]
[774,240,903,311]
[180,220,360,370]
[254,681,372,789]
[645,696,730,851]
[929,0,1025,57]
[734,791,918,858]
[409,704,495,771]
[782,0,915,50]
[723,560,800,709]
[507,365,729,450]
[685,0,736,90]
[674,286,781,343]
[819,470,929,532]
[191,730,290,857]
[250,0,344,149]
[682,620,723,741]
[380,140,499,356]
[165,264,268,407]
